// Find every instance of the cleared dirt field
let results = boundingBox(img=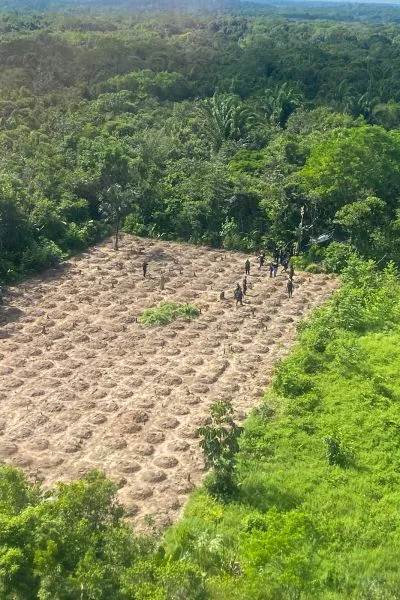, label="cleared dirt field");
[0,235,338,527]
